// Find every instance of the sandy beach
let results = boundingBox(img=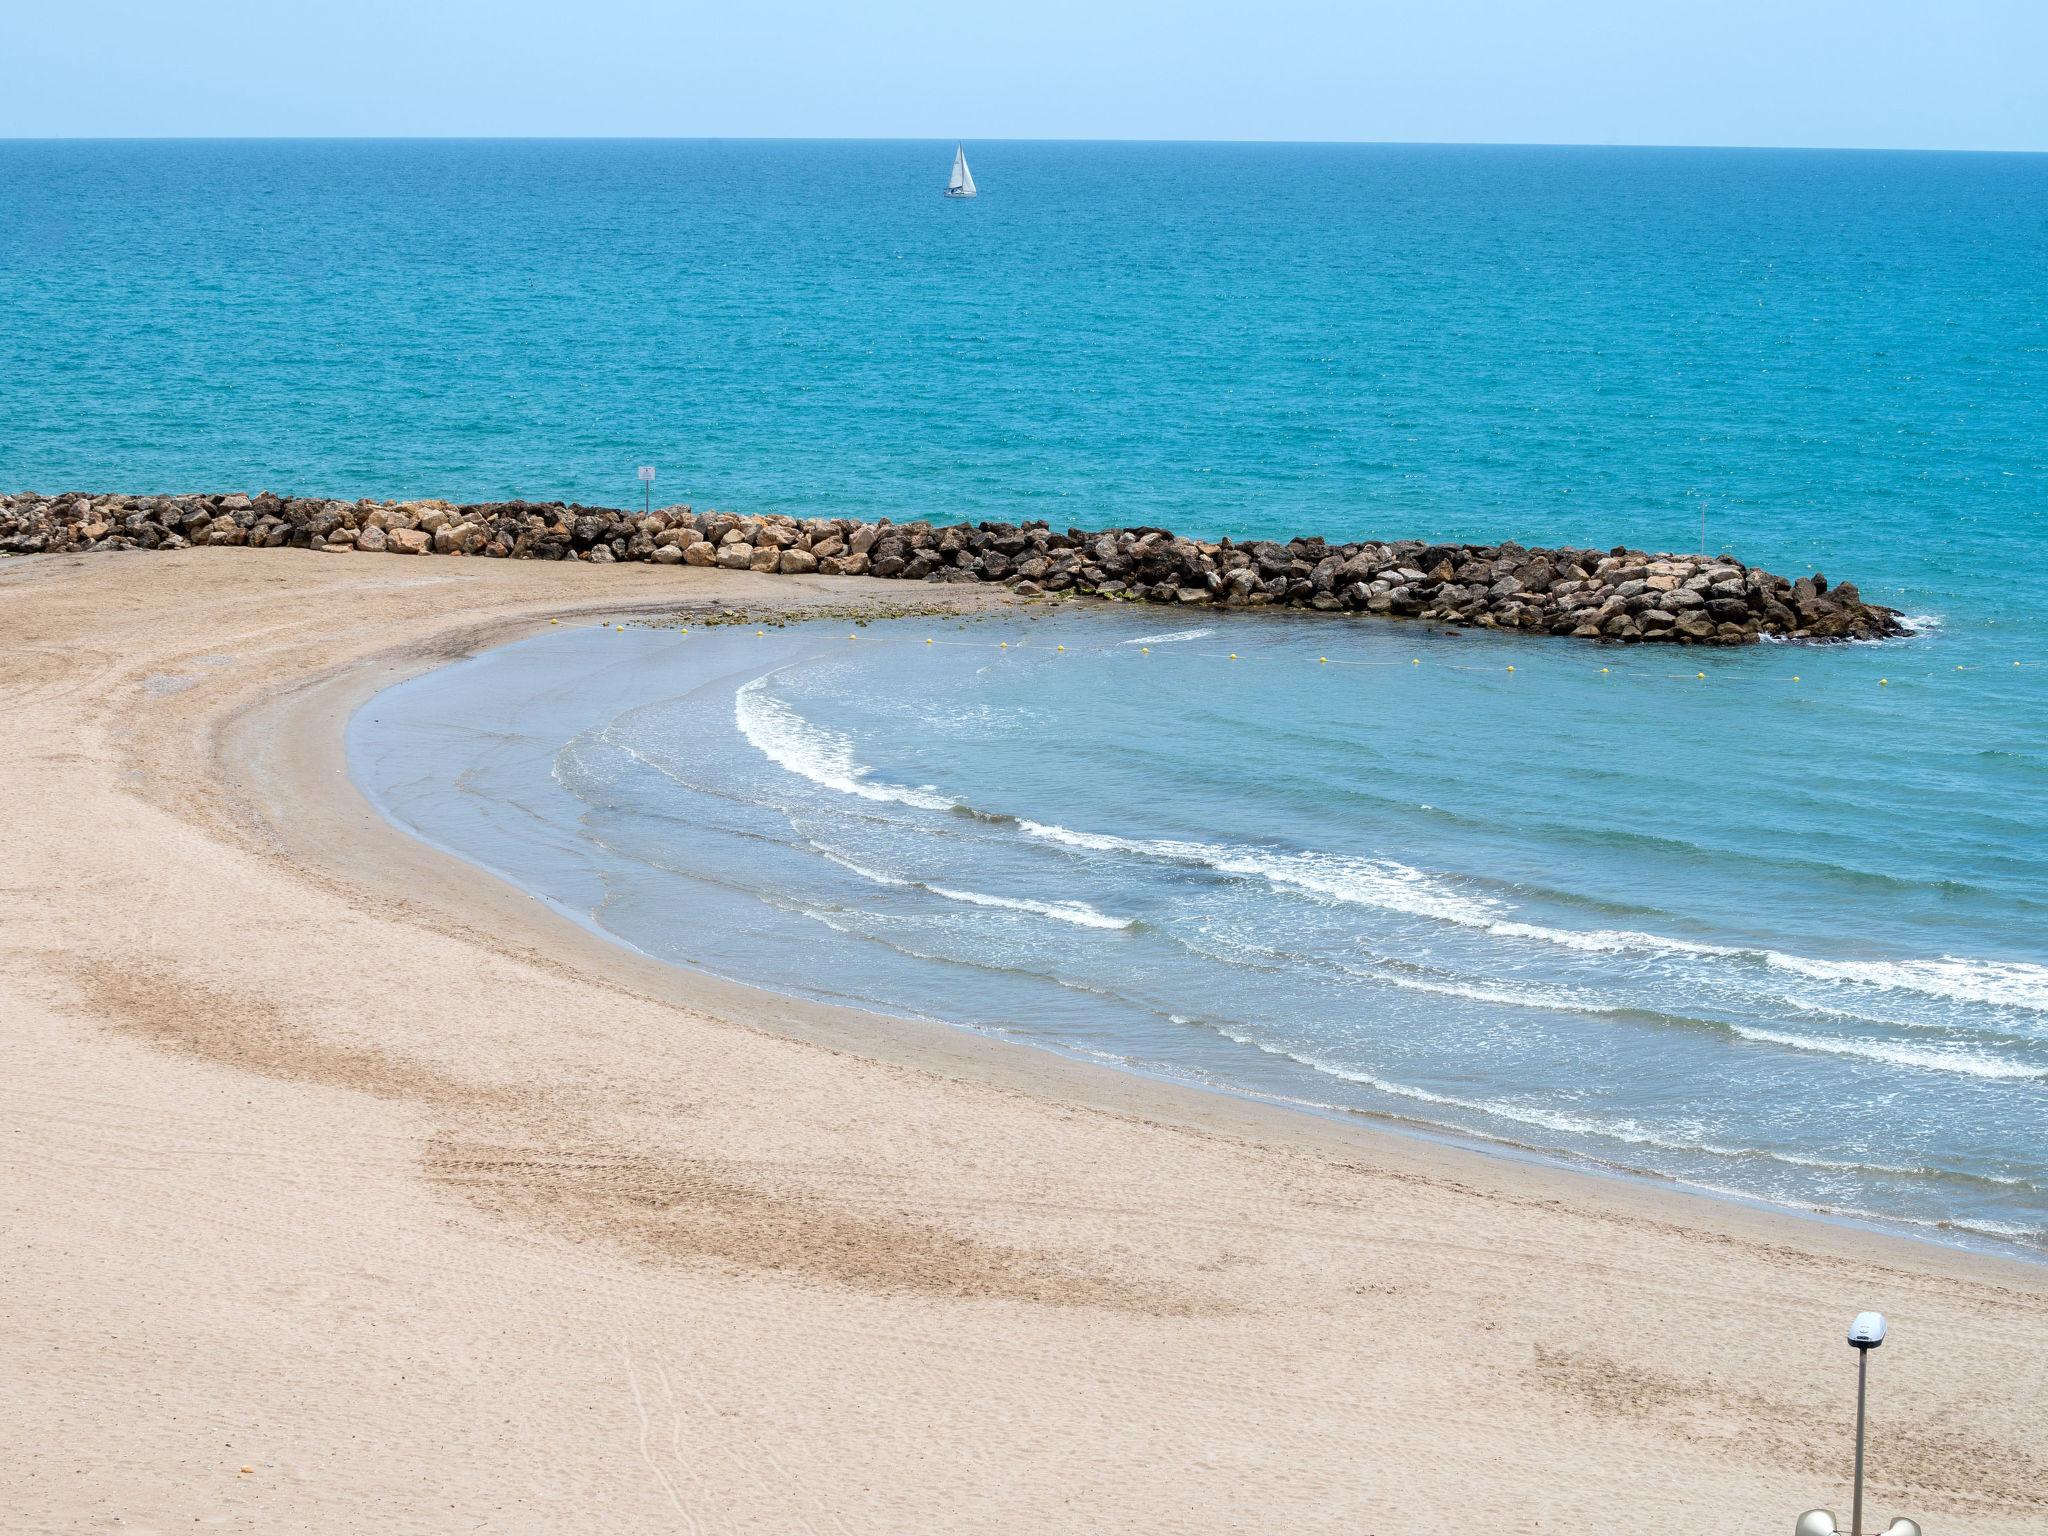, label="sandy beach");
[3,548,2043,1535]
